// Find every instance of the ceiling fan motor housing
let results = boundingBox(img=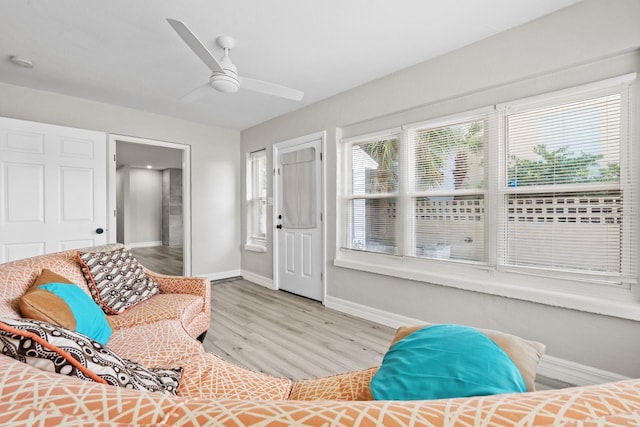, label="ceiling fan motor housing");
[210,72,239,93]
[209,54,239,93]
